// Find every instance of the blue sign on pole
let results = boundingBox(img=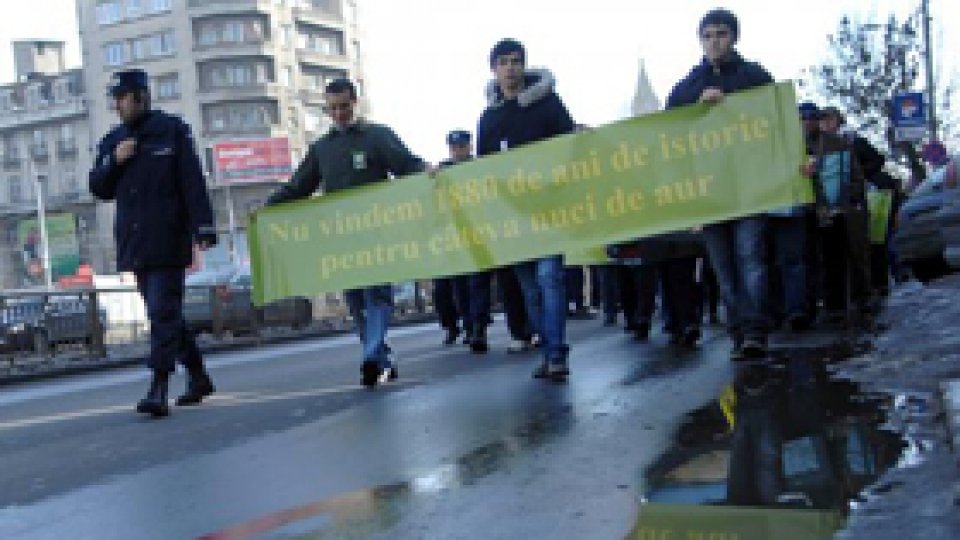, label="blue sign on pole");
[892,92,926,127]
